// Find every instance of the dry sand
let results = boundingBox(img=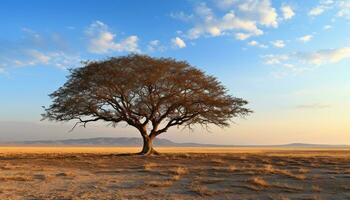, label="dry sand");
[0,147,350,199]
